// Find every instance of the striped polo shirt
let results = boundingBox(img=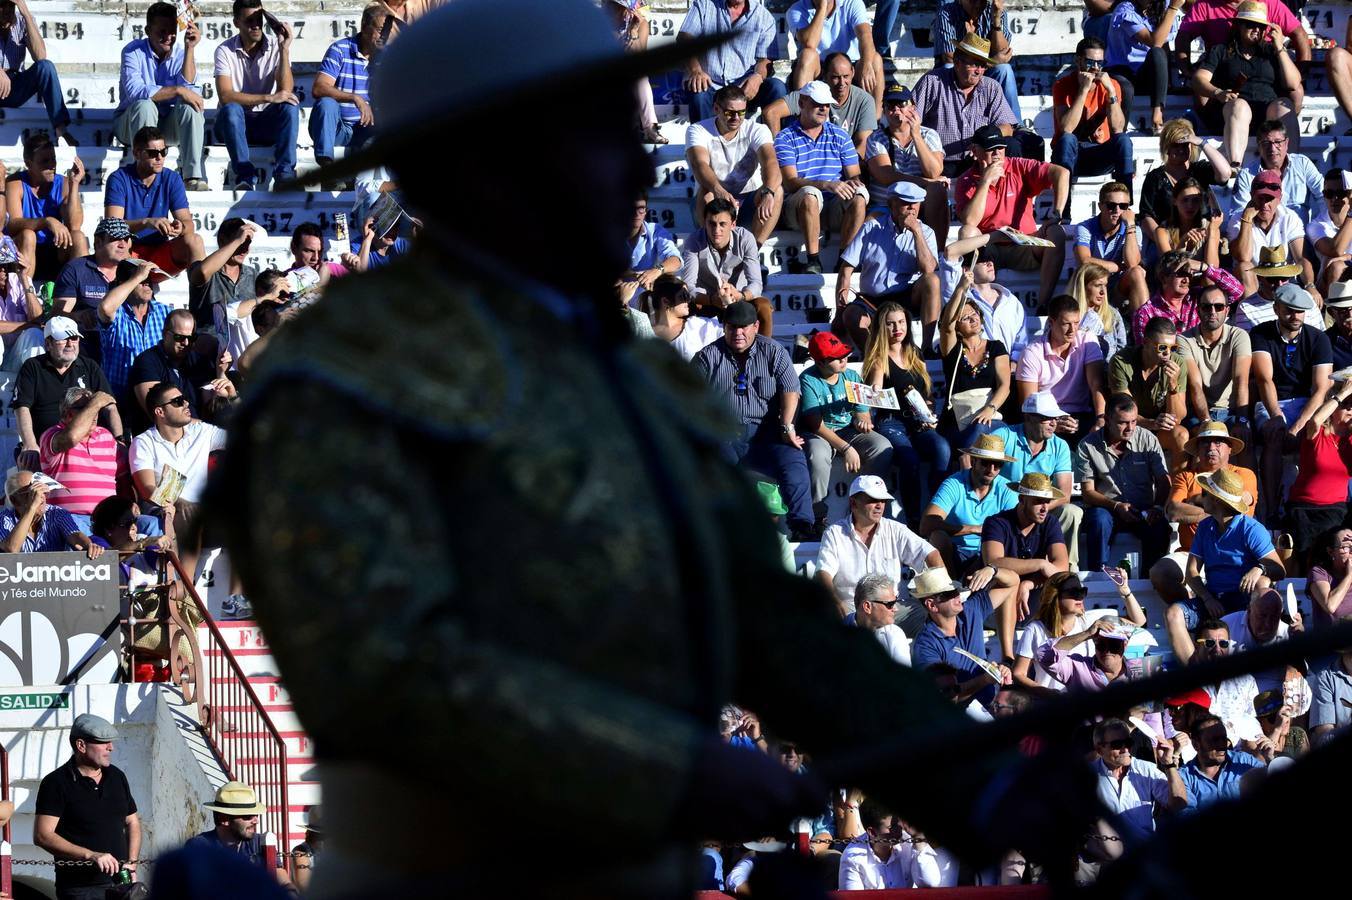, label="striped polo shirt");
[773,119,858,183]
[318,36,370,124]
[40,423,125,516]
